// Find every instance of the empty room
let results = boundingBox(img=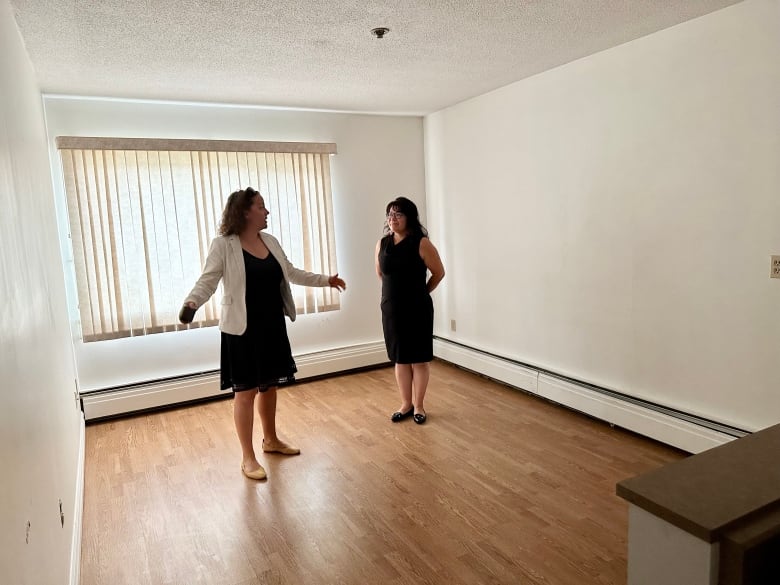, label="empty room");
[2,1,779,584]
